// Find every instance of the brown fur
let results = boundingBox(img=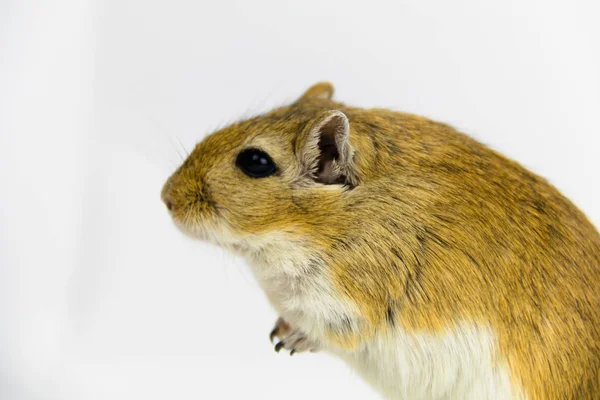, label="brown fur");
[162,82,600,399]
